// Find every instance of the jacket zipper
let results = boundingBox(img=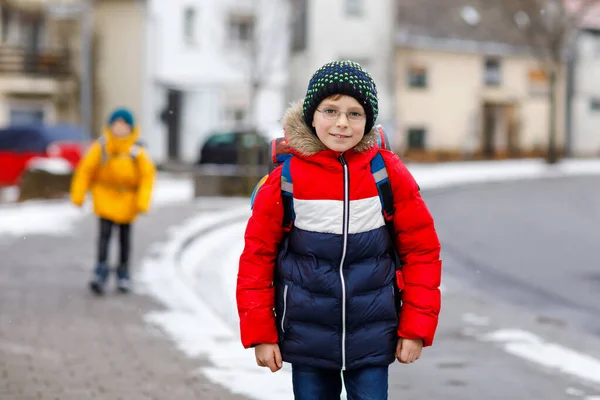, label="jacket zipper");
[339,154,349,370]
[281,284,289,333]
